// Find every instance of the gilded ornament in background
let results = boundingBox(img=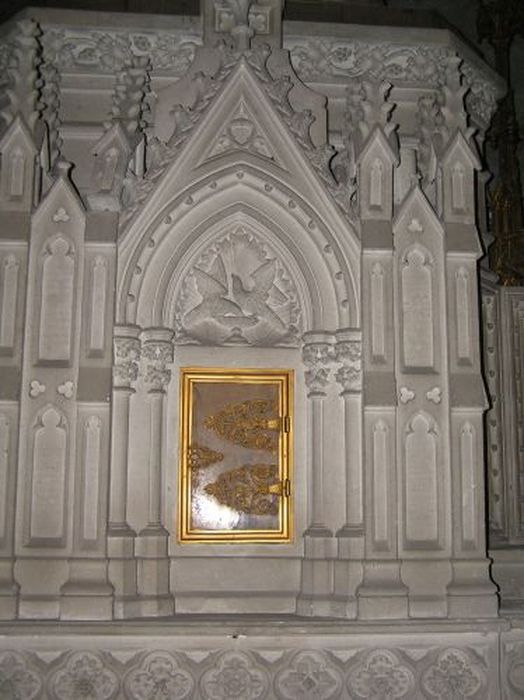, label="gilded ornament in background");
[204,399,280,451]
[186,443,224,469]
[205,464,280,515]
